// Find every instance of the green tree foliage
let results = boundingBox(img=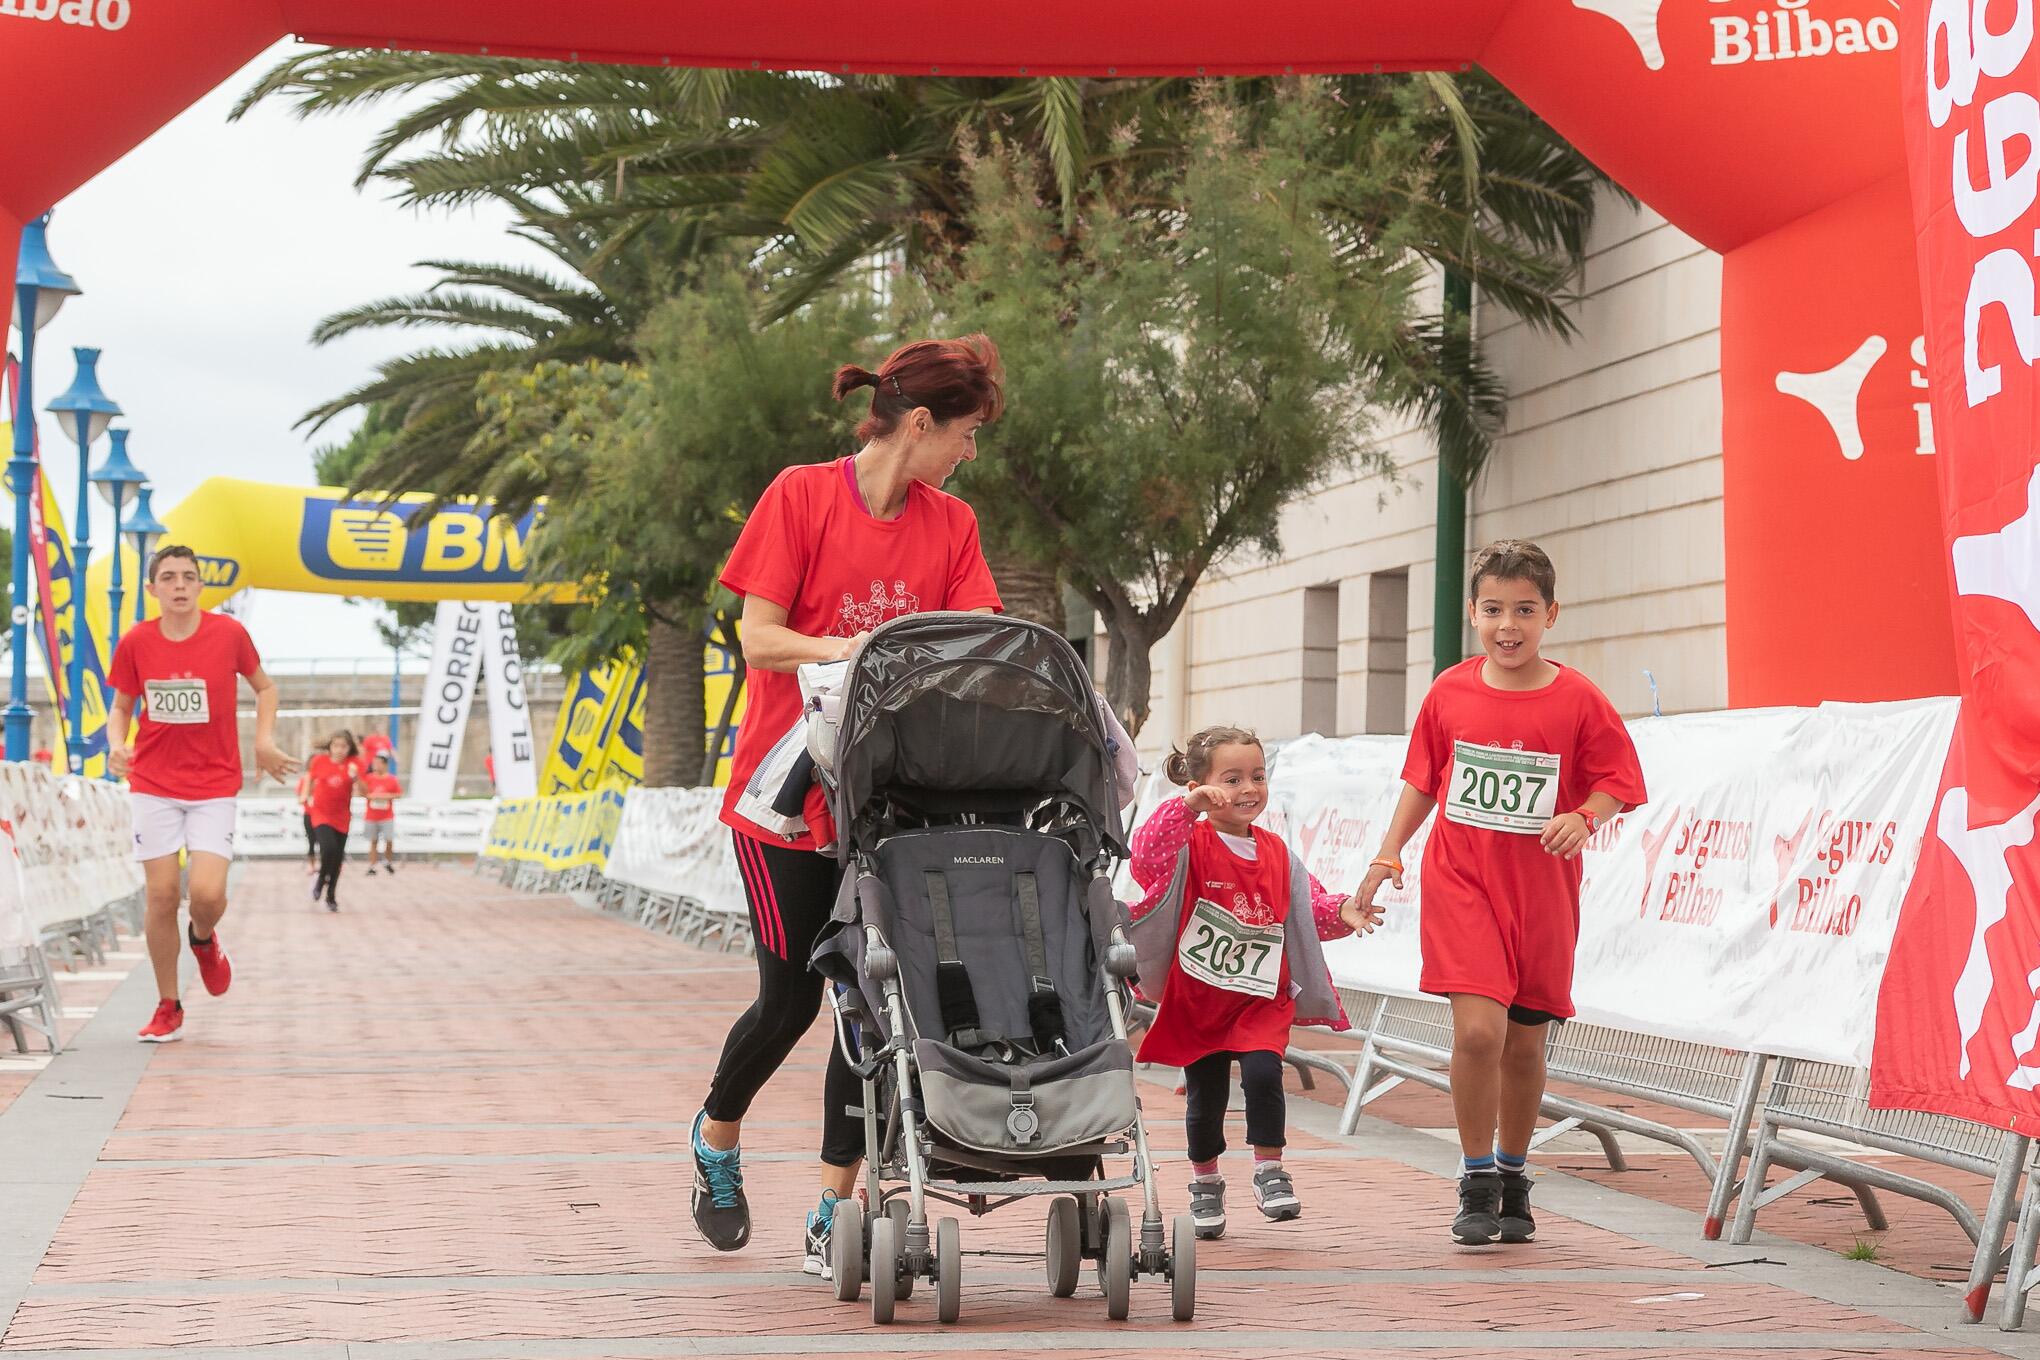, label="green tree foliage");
[473,267,876,784]
[939,84,1489,733]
